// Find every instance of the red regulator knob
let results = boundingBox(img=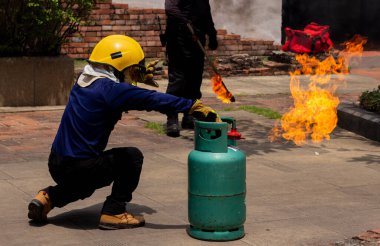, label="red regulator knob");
[228,128,244,140]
